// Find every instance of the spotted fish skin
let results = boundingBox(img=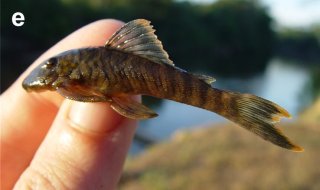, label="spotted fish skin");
[51,47,215,107]
[22,19,303,152]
